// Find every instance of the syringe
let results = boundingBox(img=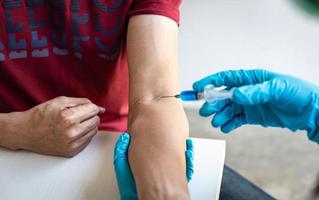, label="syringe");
[176,85,235,104]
